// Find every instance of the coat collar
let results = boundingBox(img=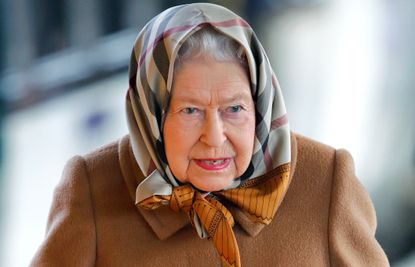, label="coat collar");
[118,133,298,240]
